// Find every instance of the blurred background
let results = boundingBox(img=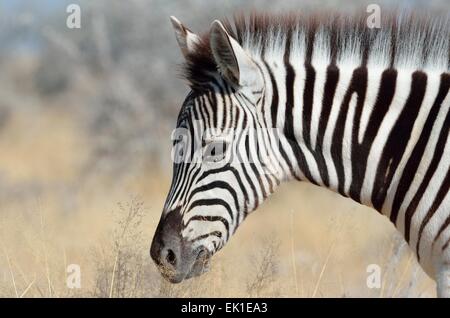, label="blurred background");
[0,0,448,297]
